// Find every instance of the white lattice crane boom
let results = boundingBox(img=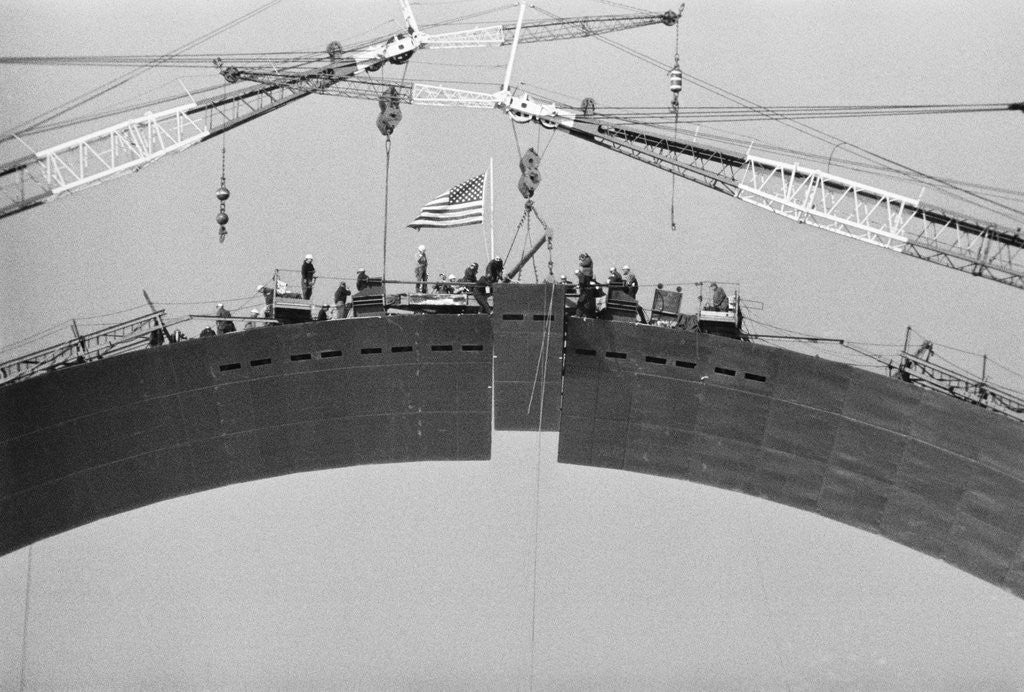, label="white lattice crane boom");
[0,4,679,220]
[407,83,1024,291]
